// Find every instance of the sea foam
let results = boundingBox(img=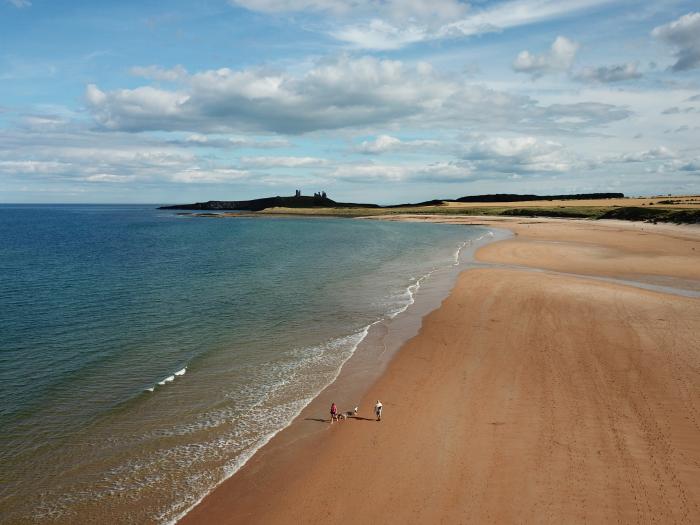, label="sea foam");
[145,367,187,392]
